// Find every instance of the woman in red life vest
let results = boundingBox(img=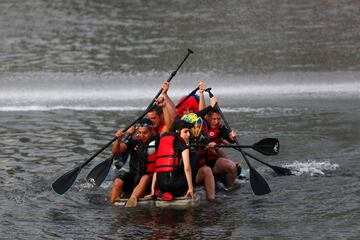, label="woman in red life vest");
[149,119,195,201]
